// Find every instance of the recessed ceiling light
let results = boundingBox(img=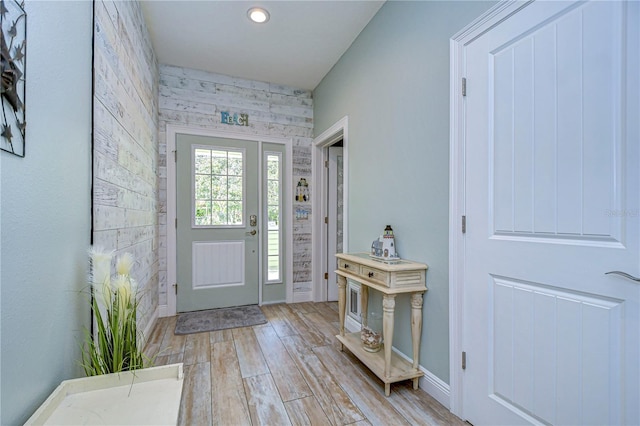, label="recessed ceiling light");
[247,7,270,24]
